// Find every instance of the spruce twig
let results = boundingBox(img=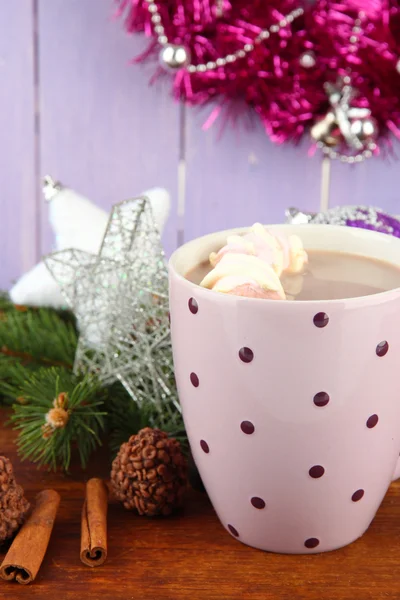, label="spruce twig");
[0,302,78,401]
[0,306,77,365]
[10,368,106,471]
